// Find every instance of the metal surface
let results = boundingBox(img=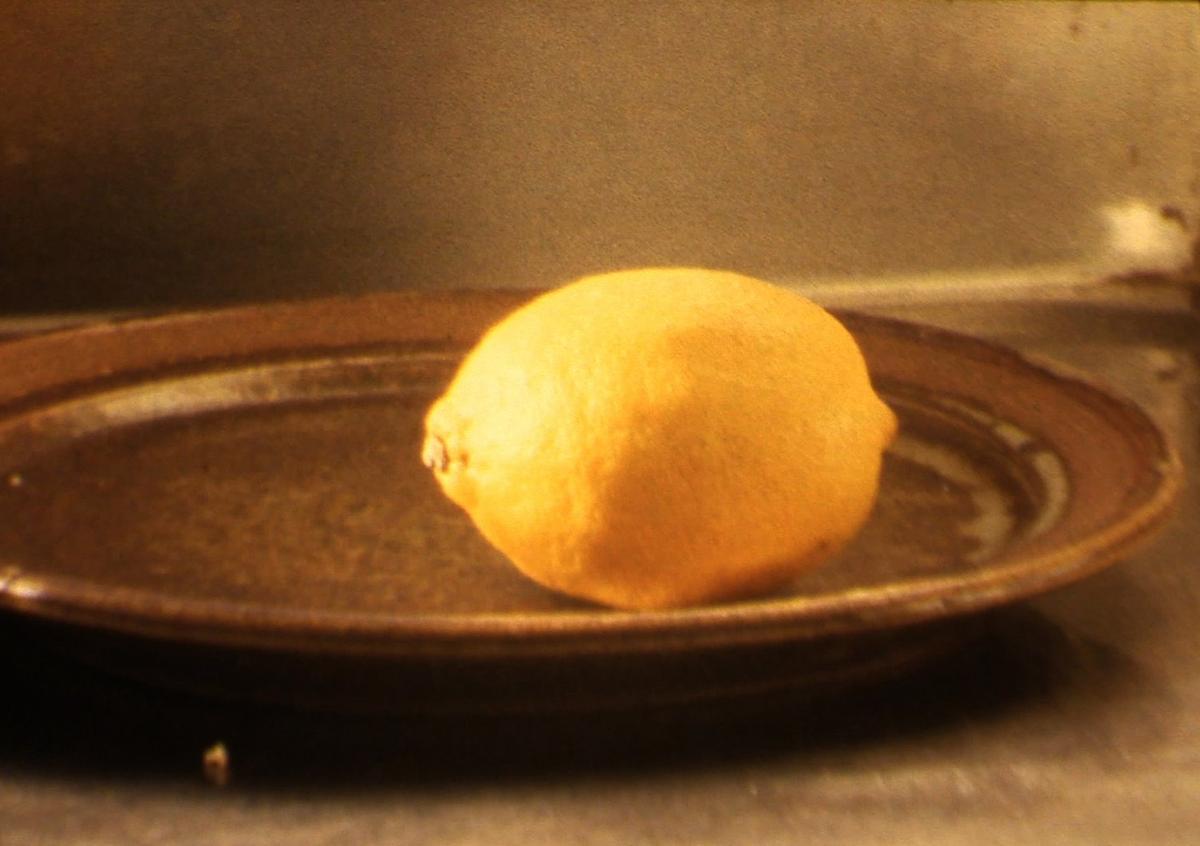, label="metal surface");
[2,284,1199,844]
